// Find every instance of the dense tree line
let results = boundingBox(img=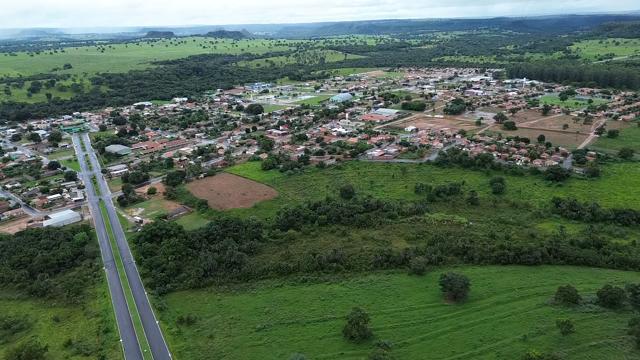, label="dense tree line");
[507,61,640,90]
[0,225,99,303]
[551,197,640,226]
